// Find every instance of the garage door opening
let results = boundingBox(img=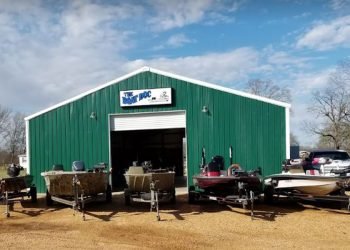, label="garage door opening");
[110,128,186,190]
